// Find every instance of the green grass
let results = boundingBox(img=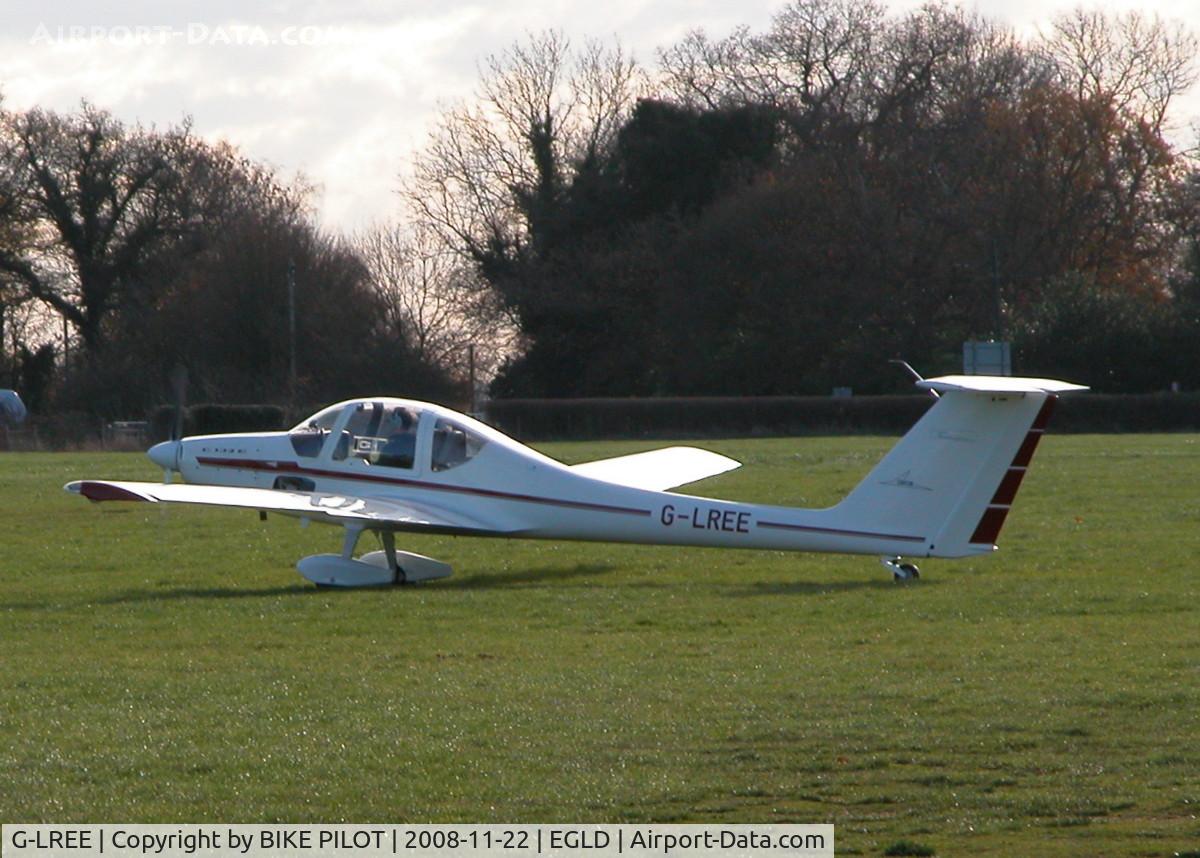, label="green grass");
[2,436,1199,856]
